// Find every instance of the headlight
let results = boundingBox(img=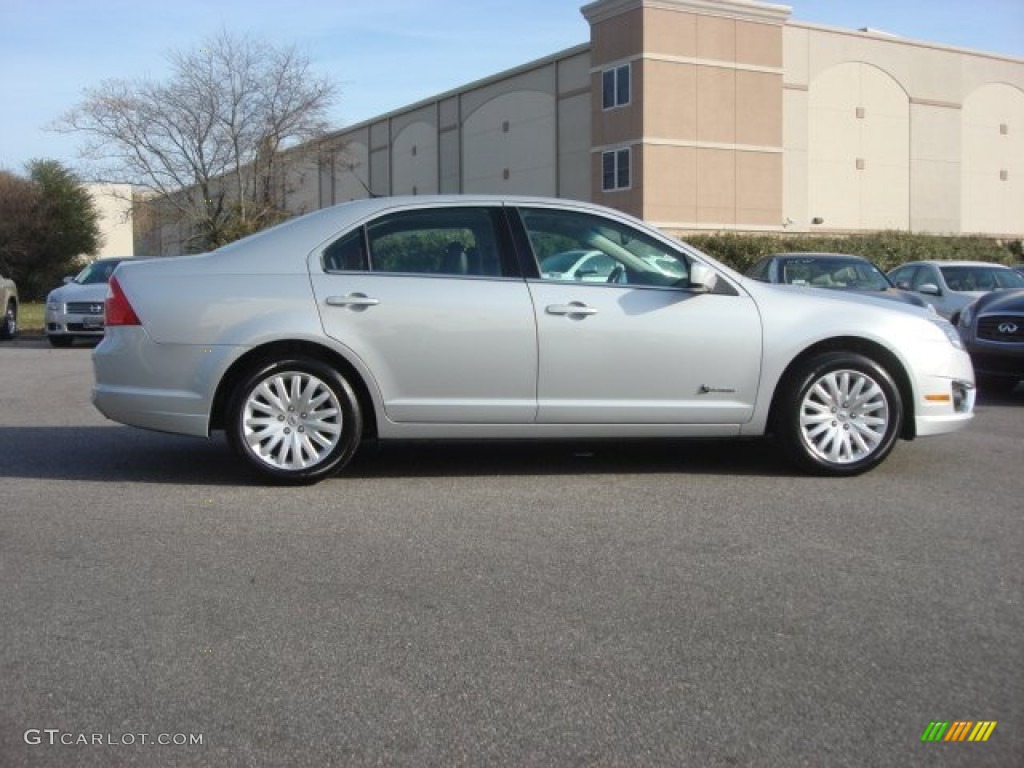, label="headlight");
[929,316,963,350]
[46,302,58,311]
[958,306,973,328]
